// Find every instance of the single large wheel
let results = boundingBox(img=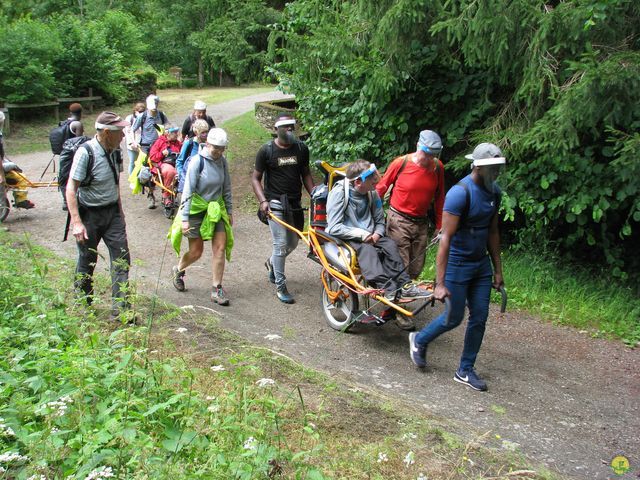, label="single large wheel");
[0,188,10,223]
[321,273,359,332]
